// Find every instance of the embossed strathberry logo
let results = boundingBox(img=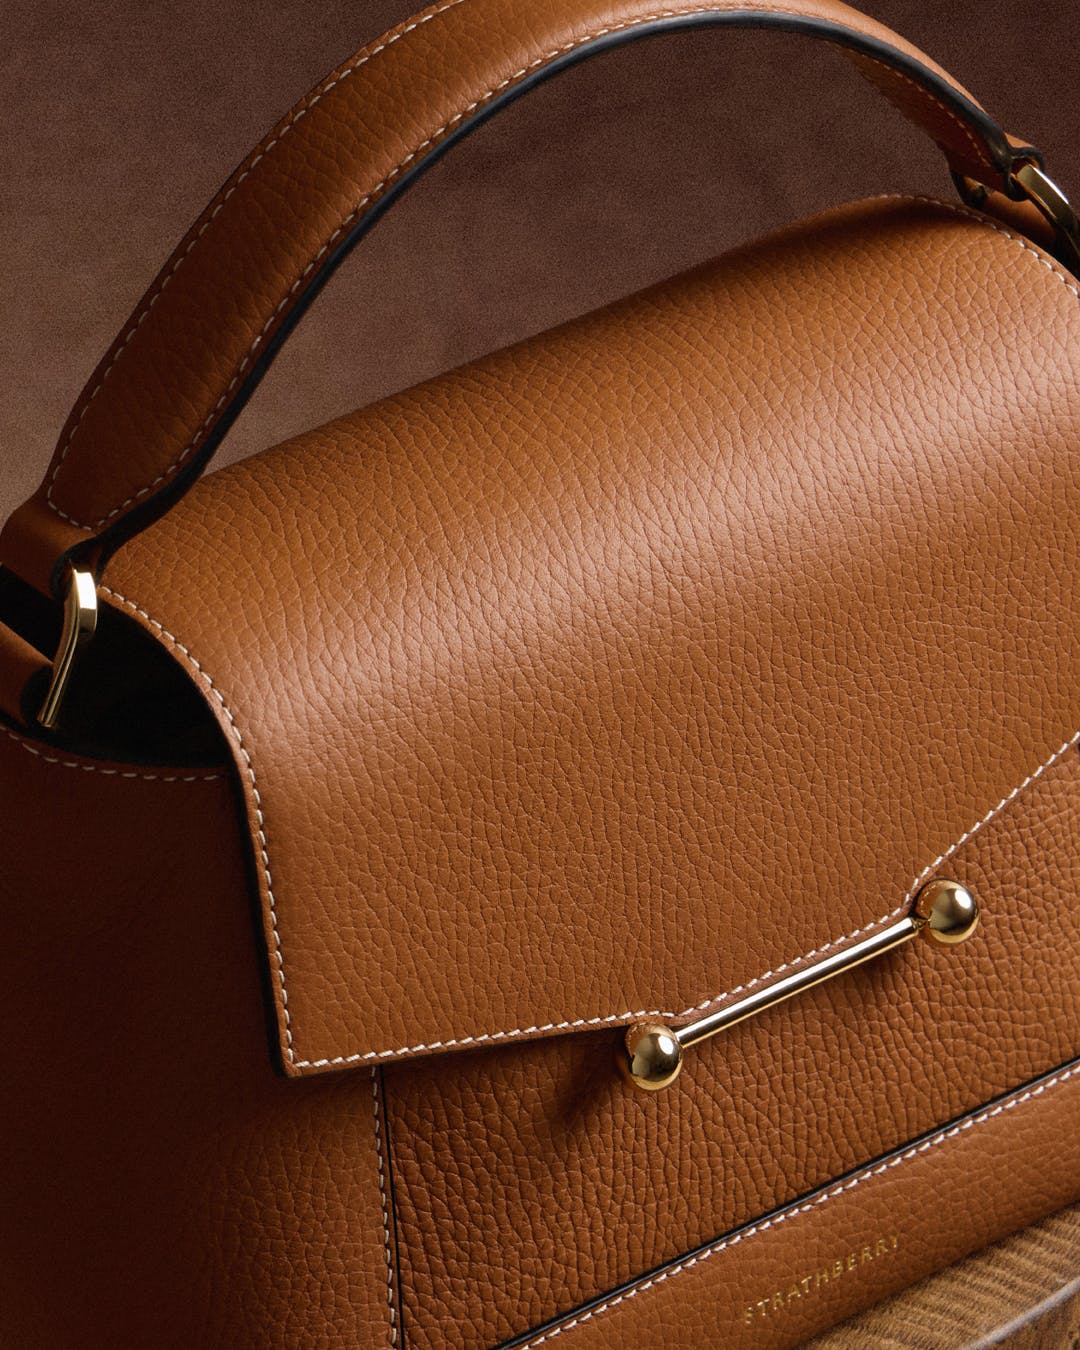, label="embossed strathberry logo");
[742,1233,901,1325]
